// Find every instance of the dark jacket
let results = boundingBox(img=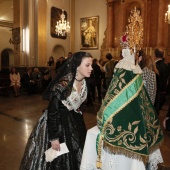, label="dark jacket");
[21,73,33,86]
[93,64,102,84]
[156,59,169,92]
